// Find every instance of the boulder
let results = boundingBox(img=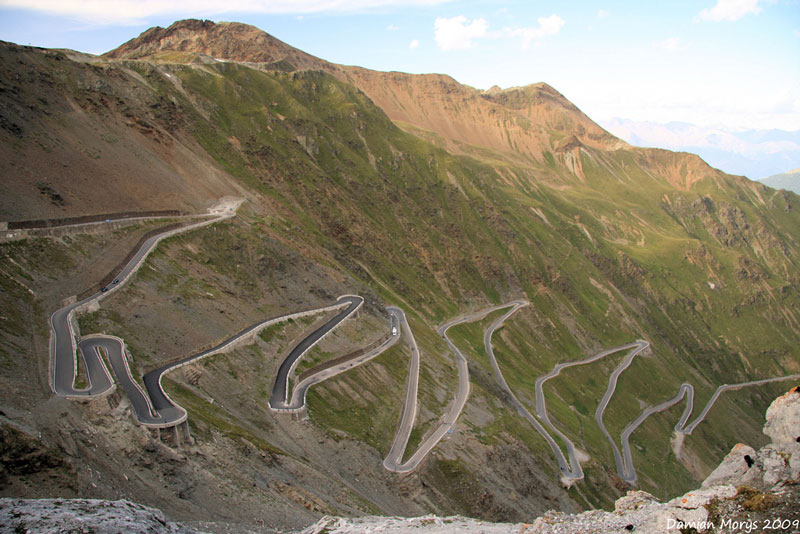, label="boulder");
[763,386,800,444]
